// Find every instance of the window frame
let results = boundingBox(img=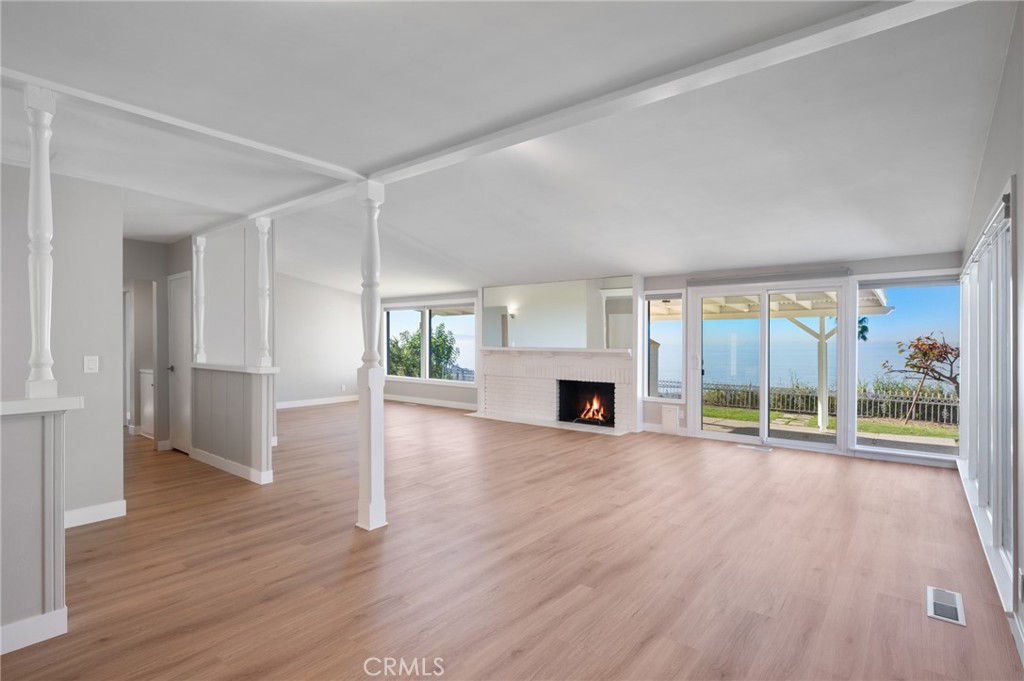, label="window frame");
[643,290,686,404]
[383,299,477,386]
